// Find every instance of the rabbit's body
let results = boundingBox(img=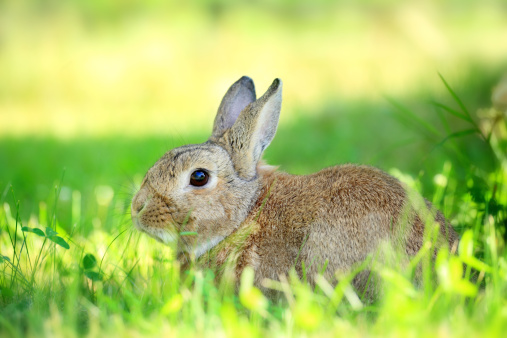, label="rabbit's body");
[131,76,459,296]
[195,163,457,292]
